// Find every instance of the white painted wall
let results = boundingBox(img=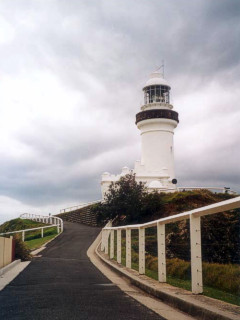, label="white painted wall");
[0,236,13,269]
[136,118,177,180]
